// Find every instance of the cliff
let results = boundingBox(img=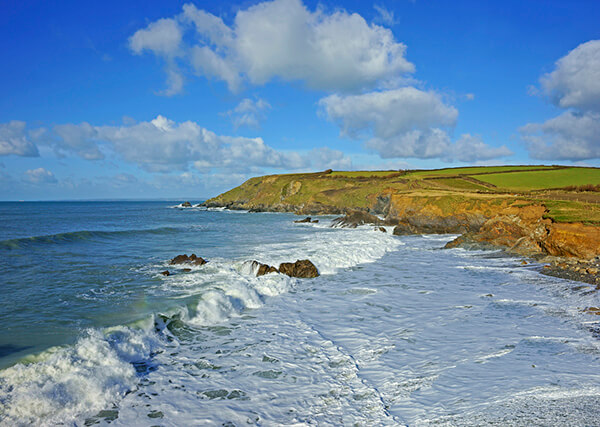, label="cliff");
[203,166,600,262]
